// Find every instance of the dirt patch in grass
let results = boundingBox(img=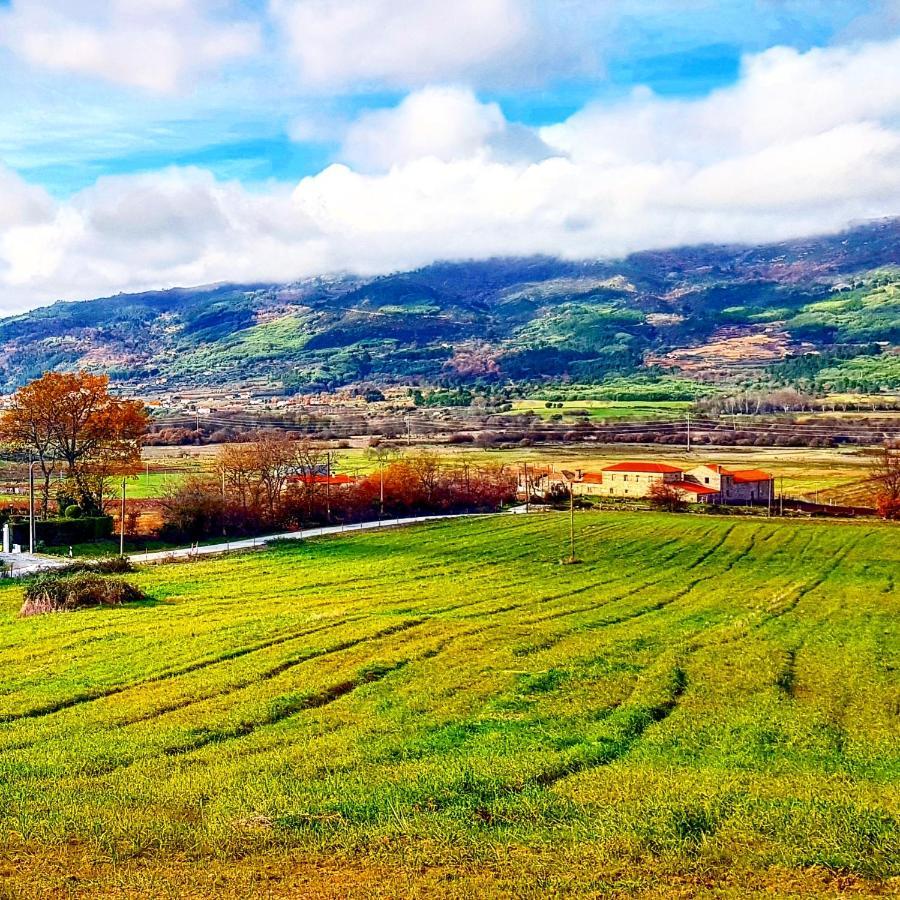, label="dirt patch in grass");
[0,844,895,899]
